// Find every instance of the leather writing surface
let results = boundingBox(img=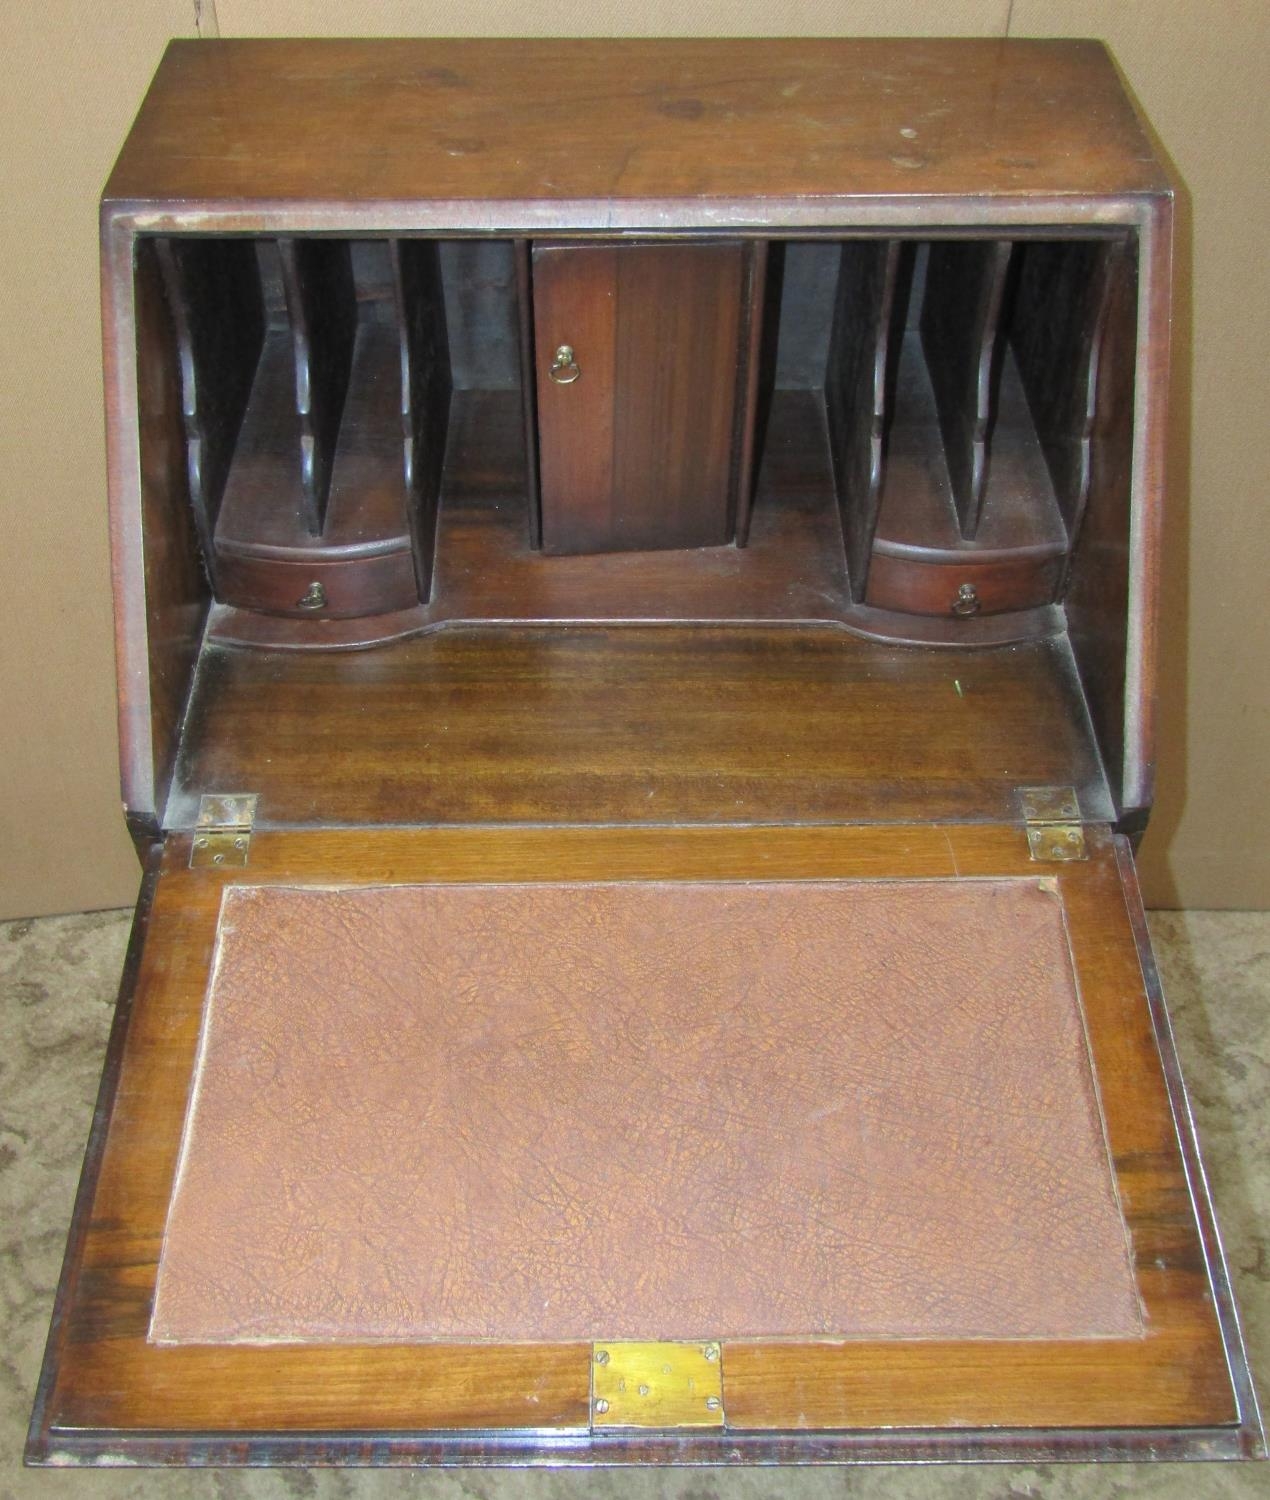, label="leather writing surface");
[151,879,1141,1344]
